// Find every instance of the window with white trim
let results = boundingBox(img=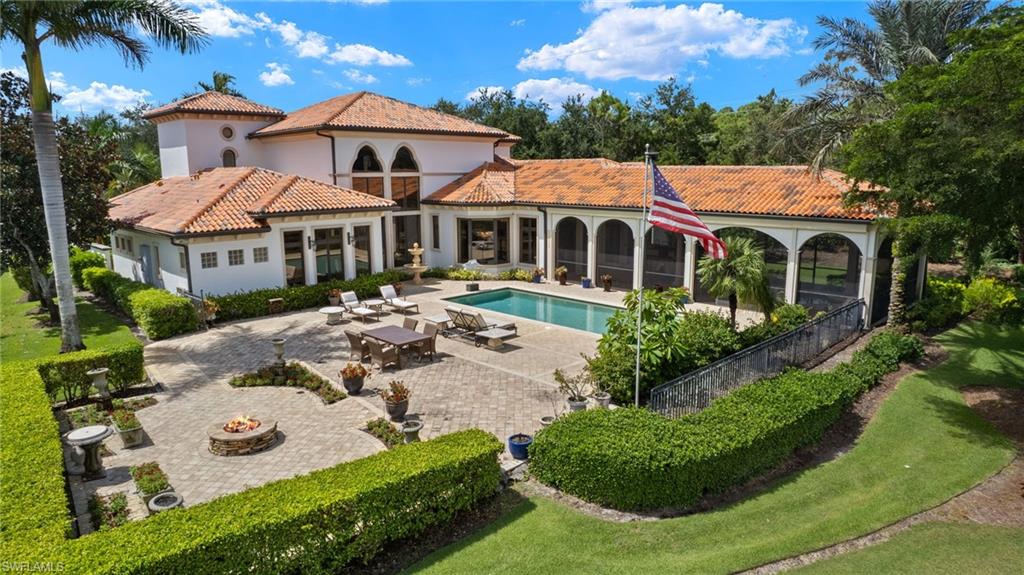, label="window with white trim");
[200,252,218,269]
[179,250,187,270]
[253,246,269,263]
[228,249,244,266]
